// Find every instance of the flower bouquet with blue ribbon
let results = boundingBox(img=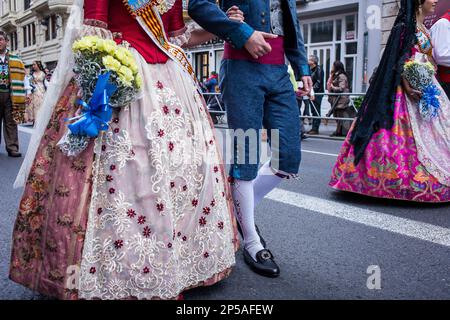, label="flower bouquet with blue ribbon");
[58,36,142,156]
[403,56,441,120]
